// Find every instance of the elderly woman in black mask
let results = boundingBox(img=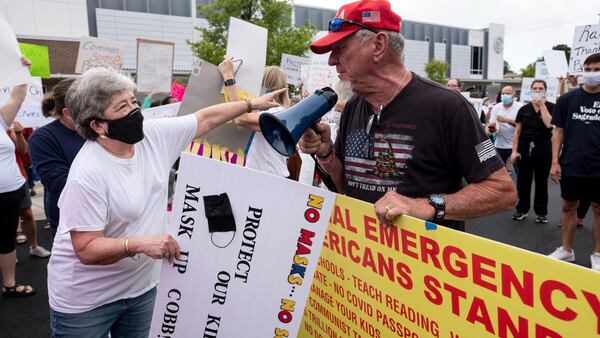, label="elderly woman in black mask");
[46,67,284,338]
